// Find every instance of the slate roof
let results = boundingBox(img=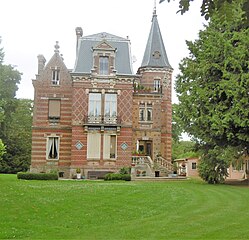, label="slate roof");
[73,32,134,74]
[141,11,172,69]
